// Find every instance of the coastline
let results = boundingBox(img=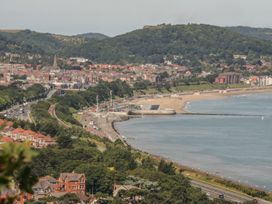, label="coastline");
[130,86,272,113]
[110,87,272,199]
